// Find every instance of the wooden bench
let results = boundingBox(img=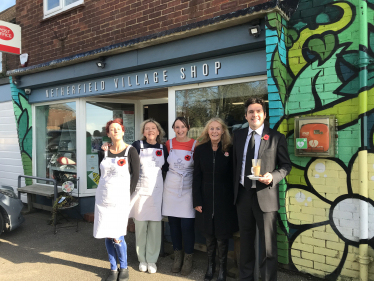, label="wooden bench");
[17,175,62,214]
[18,184,63,213]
